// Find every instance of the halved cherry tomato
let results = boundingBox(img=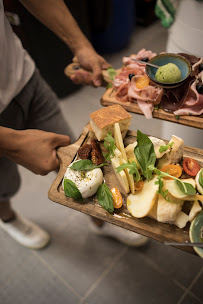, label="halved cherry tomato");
[135,75,150,89]
[134,180,144,191]
[160,164,182,180]
[183,158,200,177]
[110,187,123,209]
